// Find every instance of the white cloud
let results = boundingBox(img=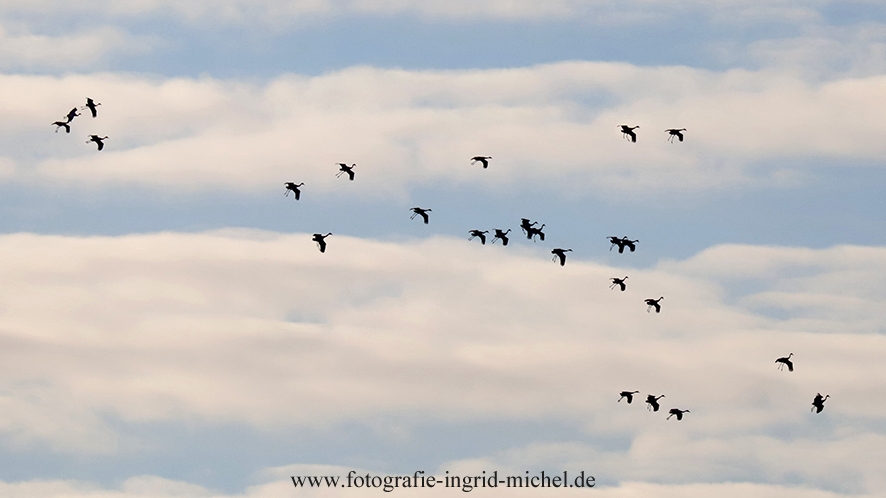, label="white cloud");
[3,63,886,195]
[0,23,157,70]
[0,230,884,494]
